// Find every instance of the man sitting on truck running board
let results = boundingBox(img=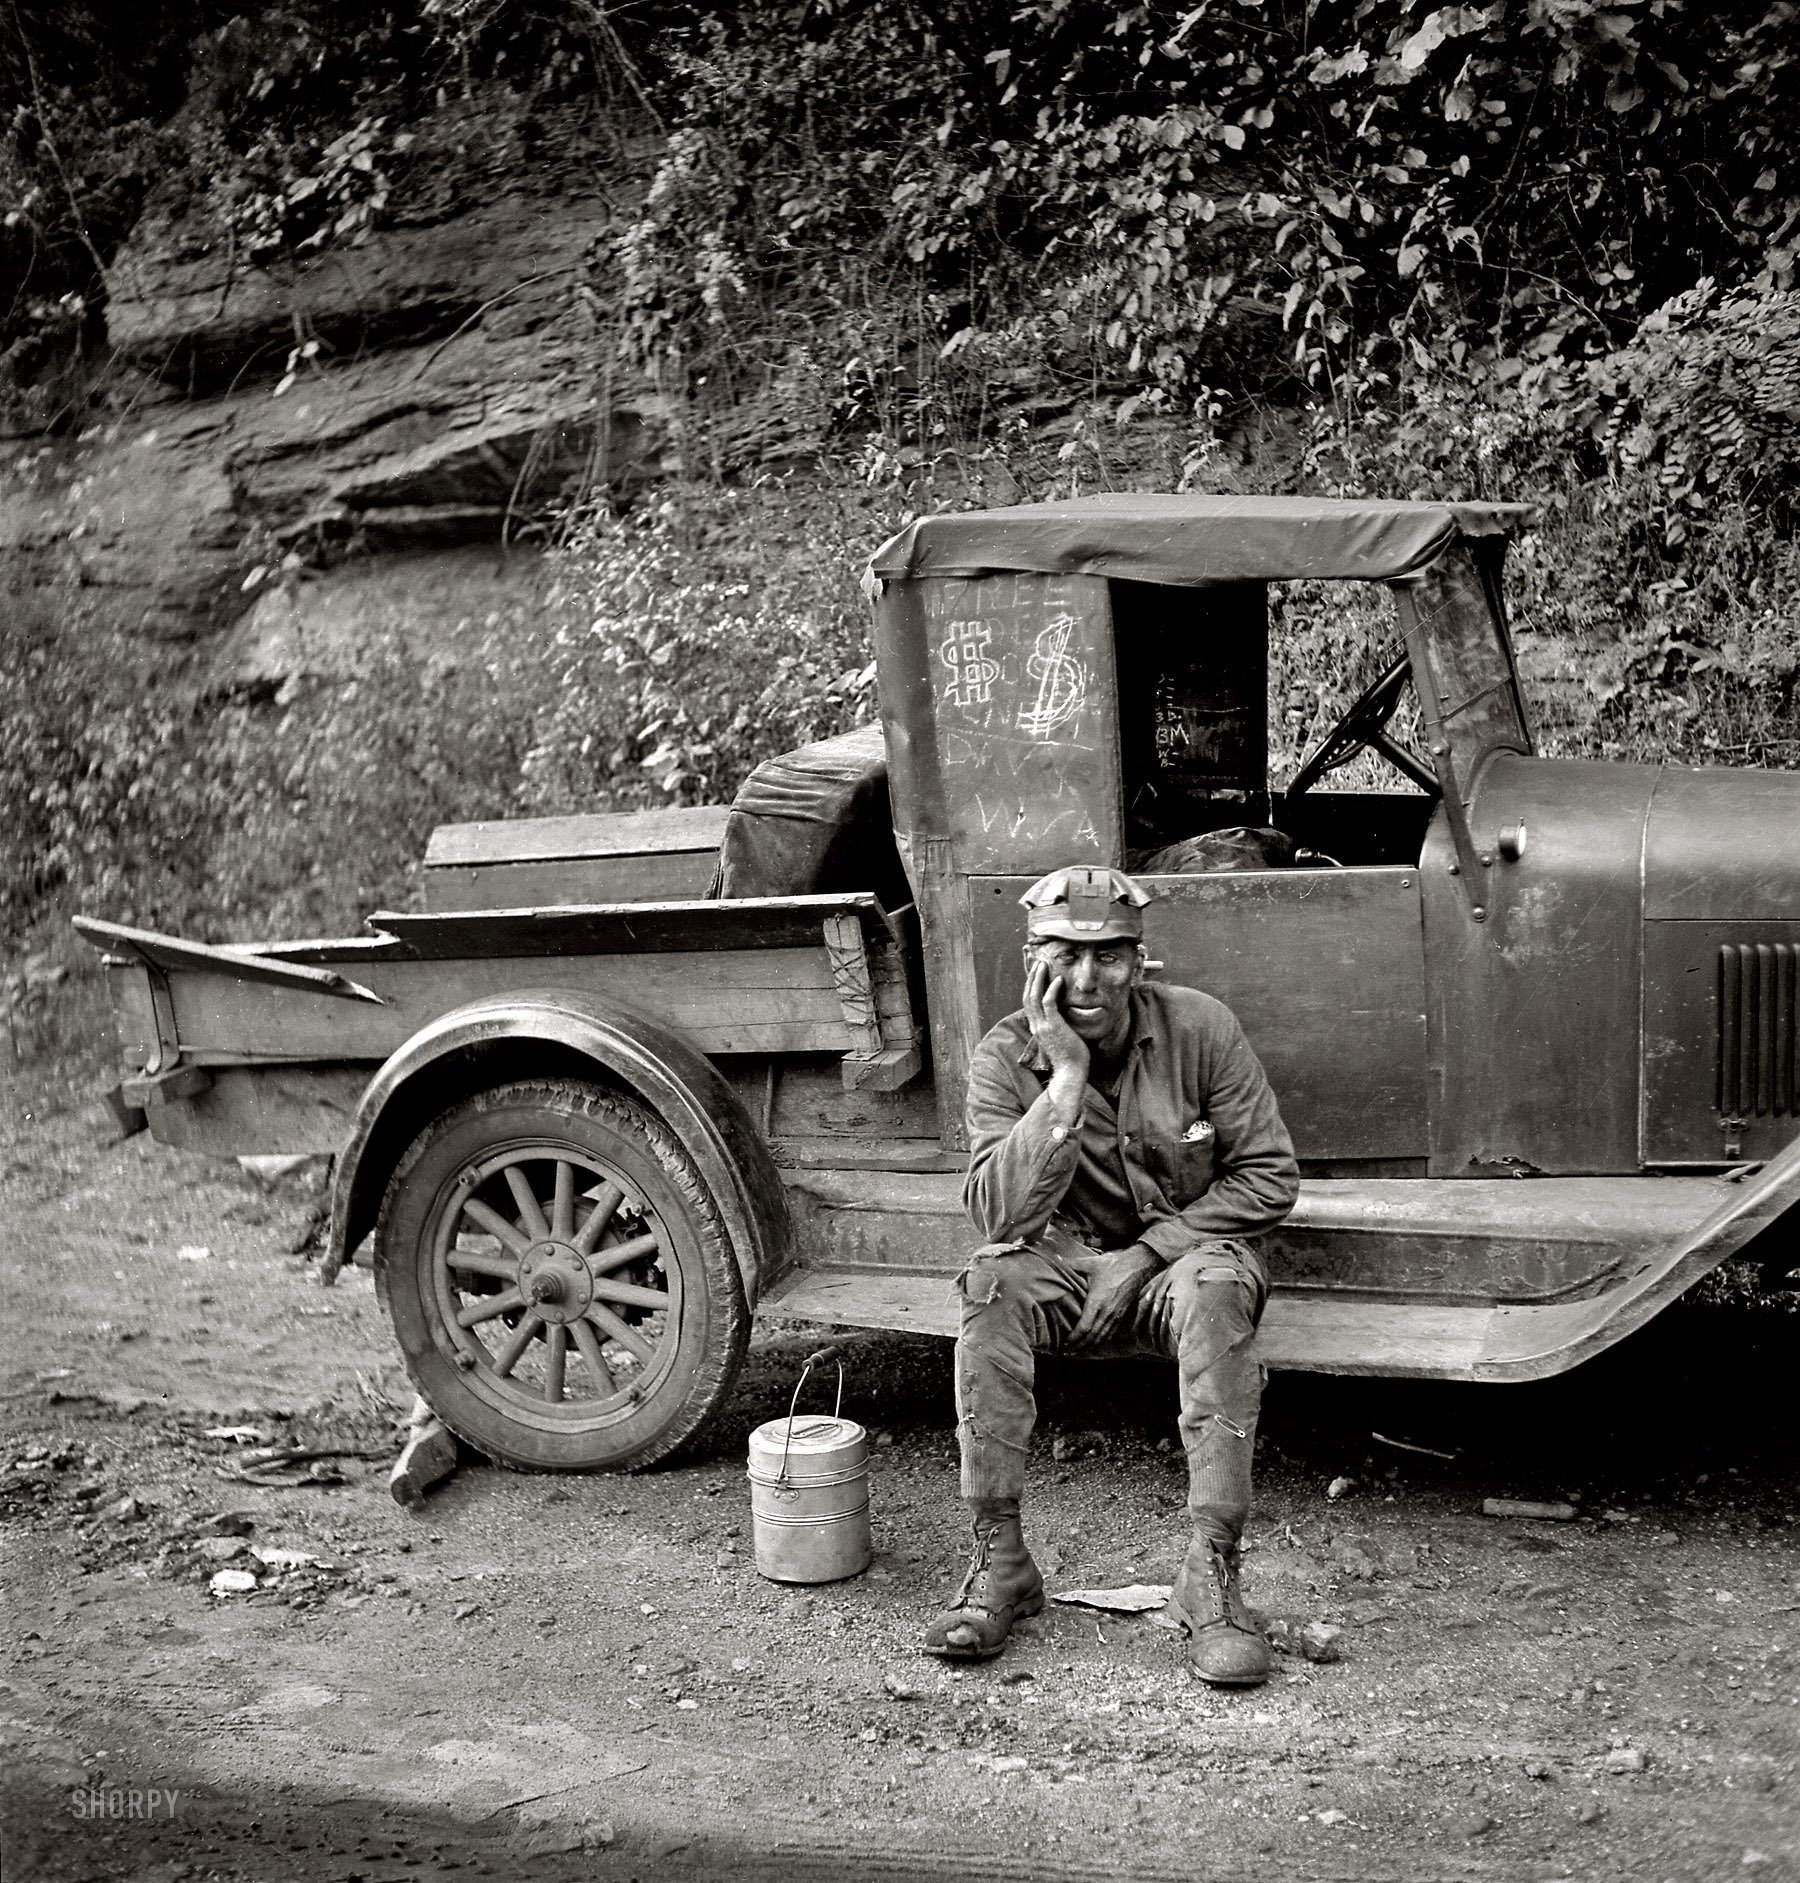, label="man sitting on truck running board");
[924,865,1300,1687]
